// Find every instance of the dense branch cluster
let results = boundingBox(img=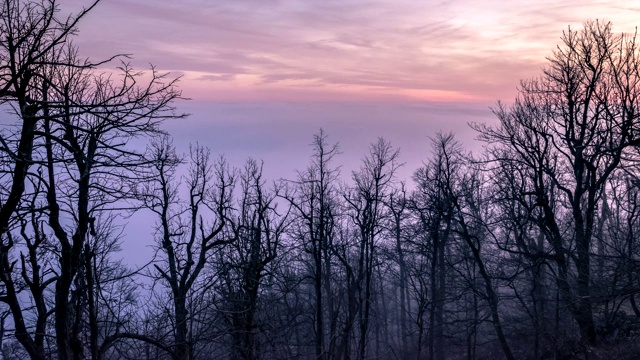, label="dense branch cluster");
[0,1,640,360]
